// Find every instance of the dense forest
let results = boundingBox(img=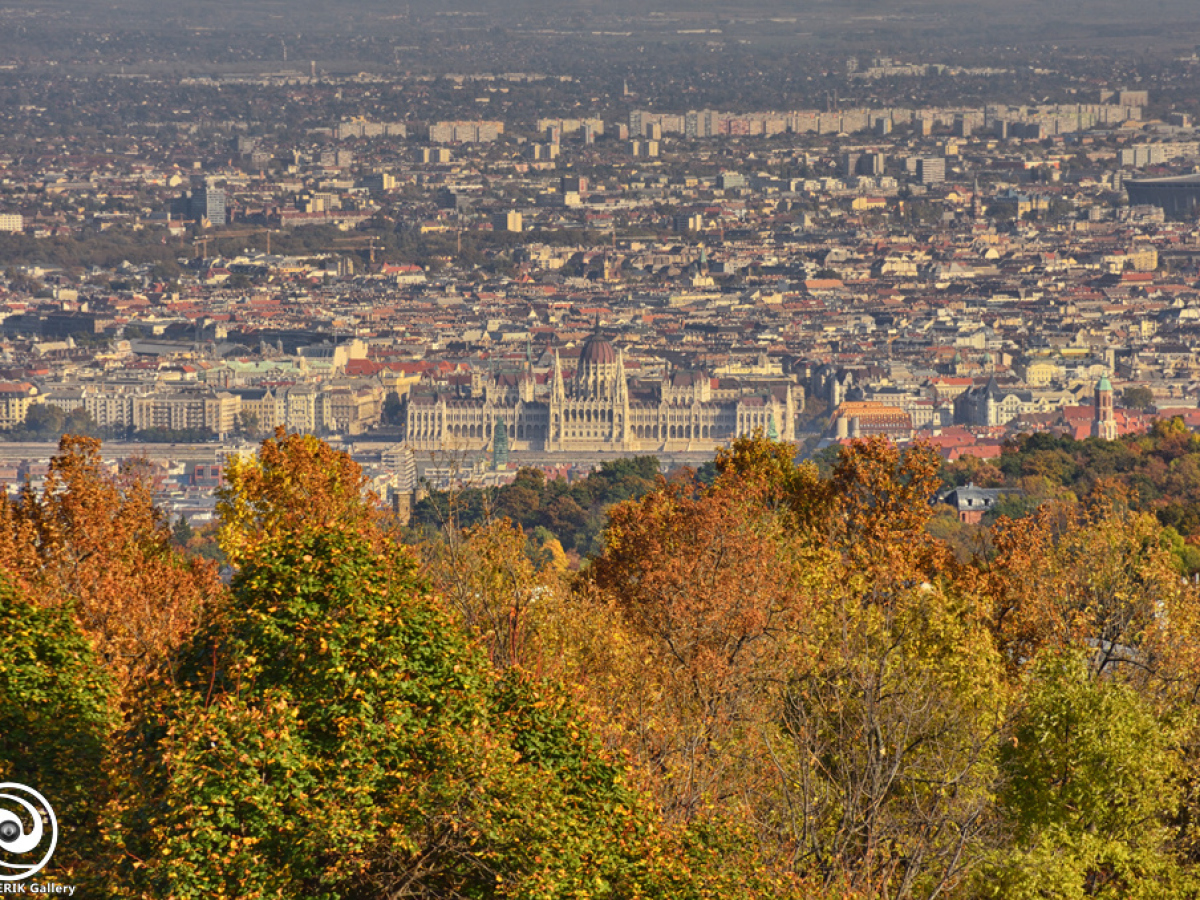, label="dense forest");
[5,429,1200,897]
